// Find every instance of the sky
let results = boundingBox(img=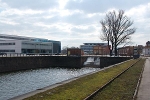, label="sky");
[0,0,150,49]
